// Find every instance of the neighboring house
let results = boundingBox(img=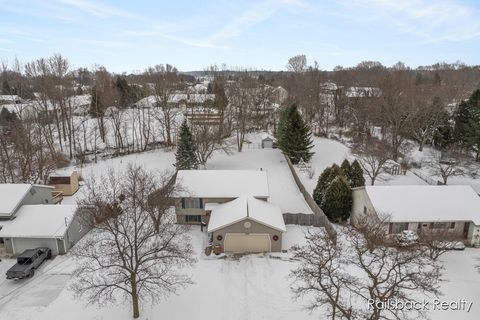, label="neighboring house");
[0,95,22,105]
[261,135,274,149]
[351,185,480,246]
[0,205,90,256]
[174,170,285,253]
[208,195,285,253]
[0,184,54,219]
[174,170,269,225]
[49,169,80,196]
